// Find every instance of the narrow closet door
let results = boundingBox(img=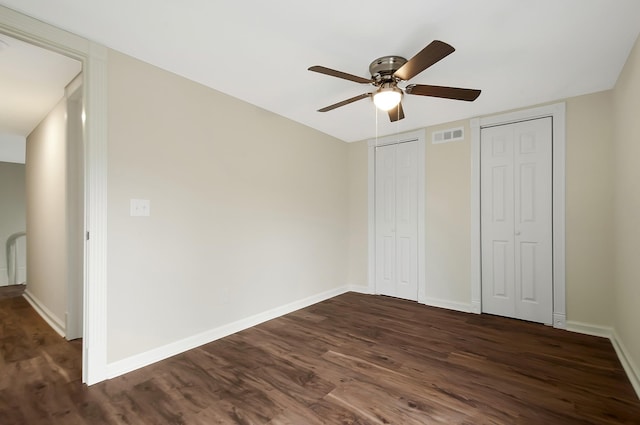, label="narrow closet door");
[480,126,516,318]
[394,141,419,300]
[481,117,553,324]
[375,141,418,301]
[375,144,397,297]
[513,118,553,324]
